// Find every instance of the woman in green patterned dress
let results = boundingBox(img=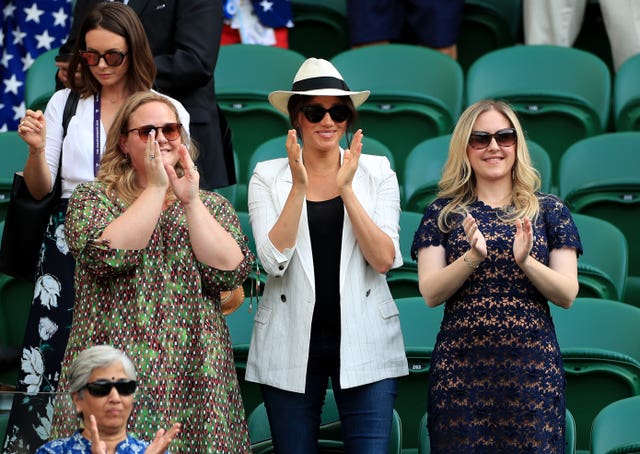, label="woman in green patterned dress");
[50,91,254,452]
